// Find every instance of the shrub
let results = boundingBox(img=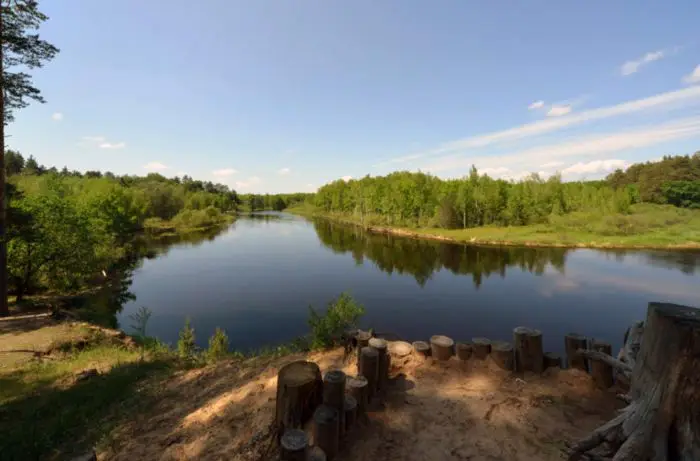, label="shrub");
[308,292,365,350]
[177,317,196,359]
[206,327,229,362]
